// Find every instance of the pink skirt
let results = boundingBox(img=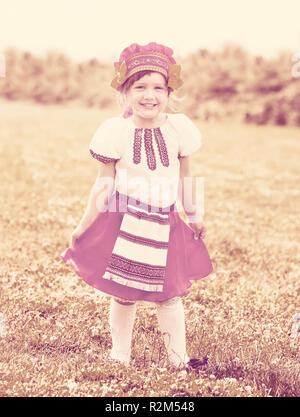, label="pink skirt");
[60,191,213,302]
